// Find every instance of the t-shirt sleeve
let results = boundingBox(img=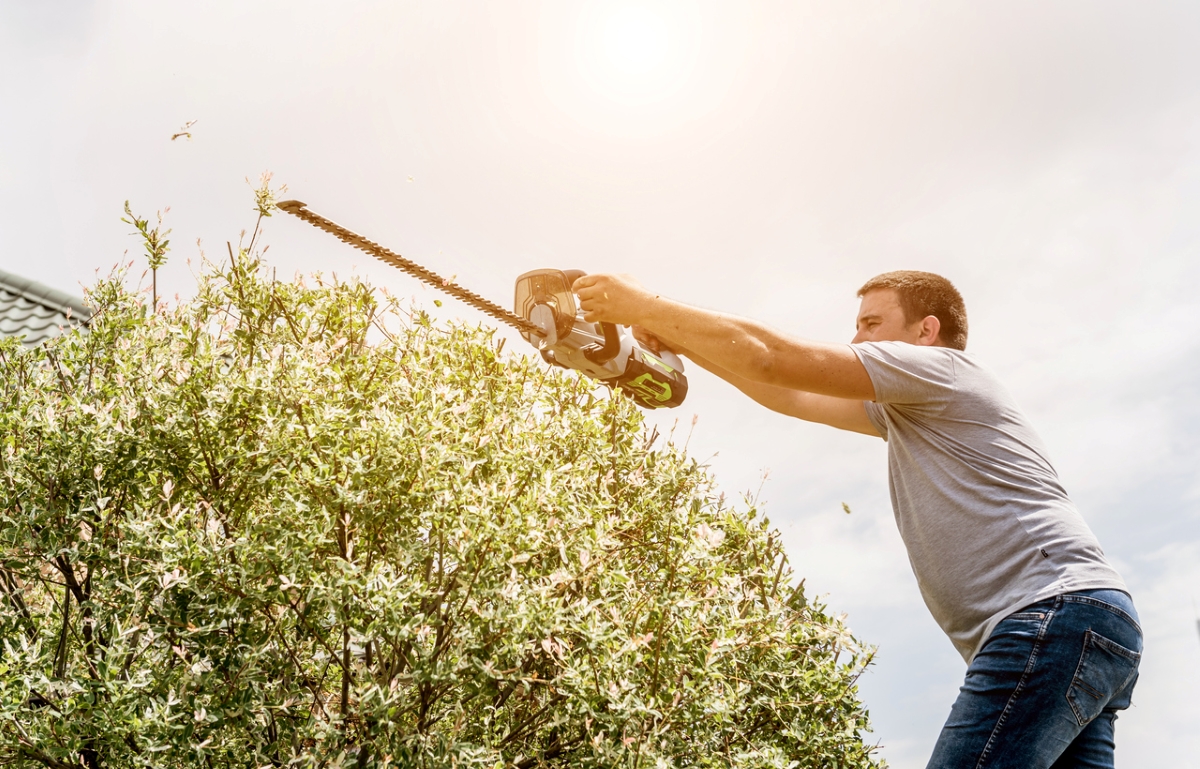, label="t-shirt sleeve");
[851,341,958,408]
[862,401,889,439]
